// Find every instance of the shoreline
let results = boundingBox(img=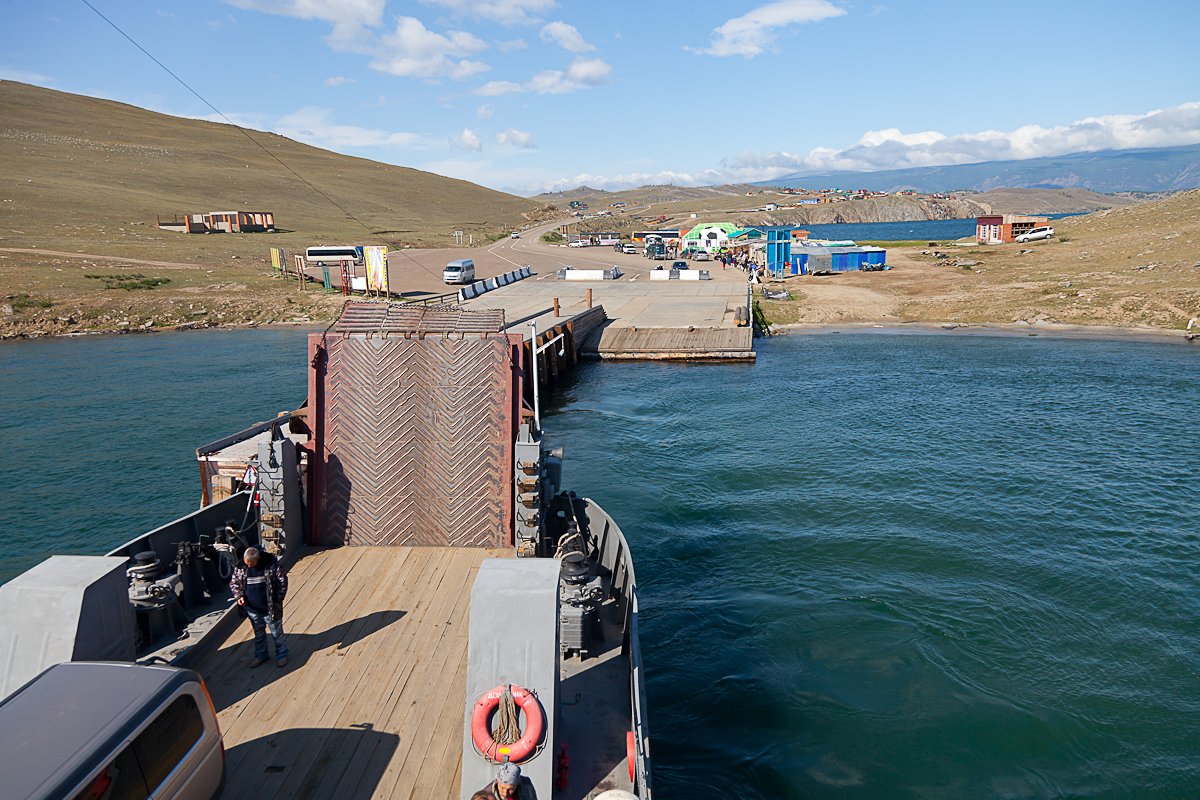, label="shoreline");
[3,318,1196,346]
[0,319,328,343]
[771,321,1199,345]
